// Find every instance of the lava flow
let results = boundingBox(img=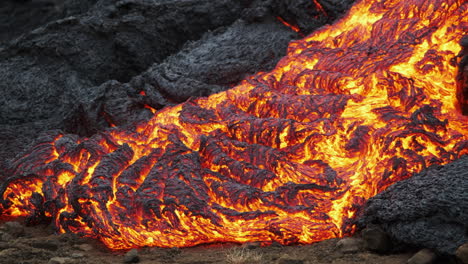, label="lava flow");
[1,0,467,250]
